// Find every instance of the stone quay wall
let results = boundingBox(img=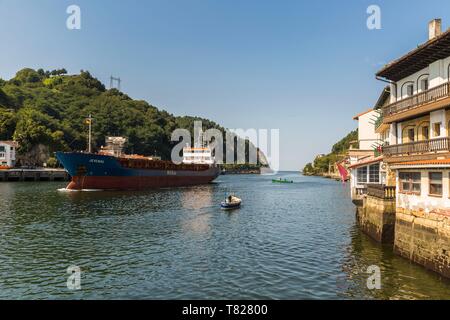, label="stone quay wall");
[357,195,396,244]
[395,208,450,278]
